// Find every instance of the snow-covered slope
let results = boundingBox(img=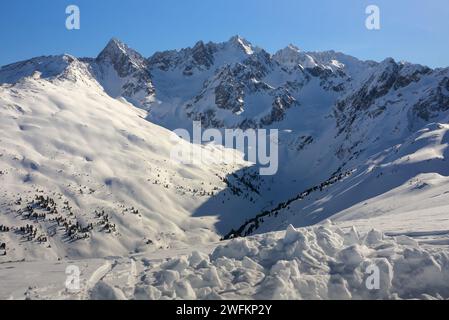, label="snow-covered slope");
[0,69,269,261]
[226,122,449,238]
